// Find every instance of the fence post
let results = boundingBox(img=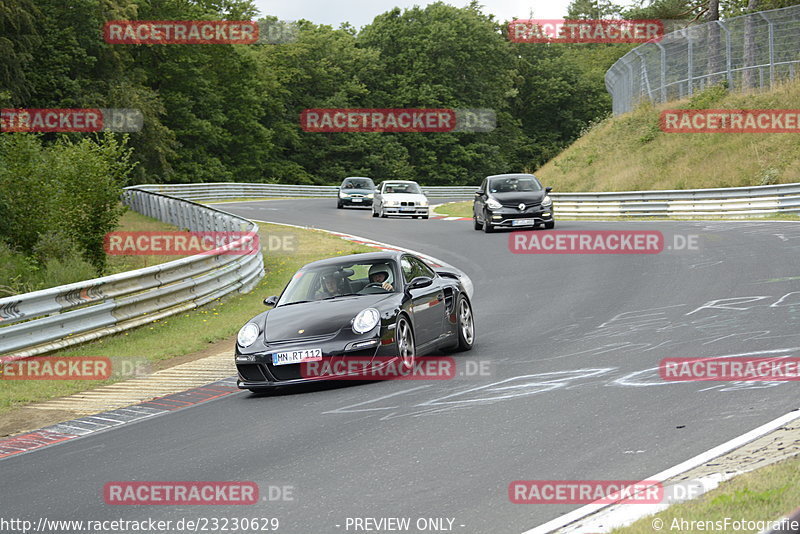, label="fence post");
[656,42,667,103]
[720,21,733,89]
[633,49,652,103]
[625,60,636,112]
[687,28,694,96]
[761,13,775,87]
